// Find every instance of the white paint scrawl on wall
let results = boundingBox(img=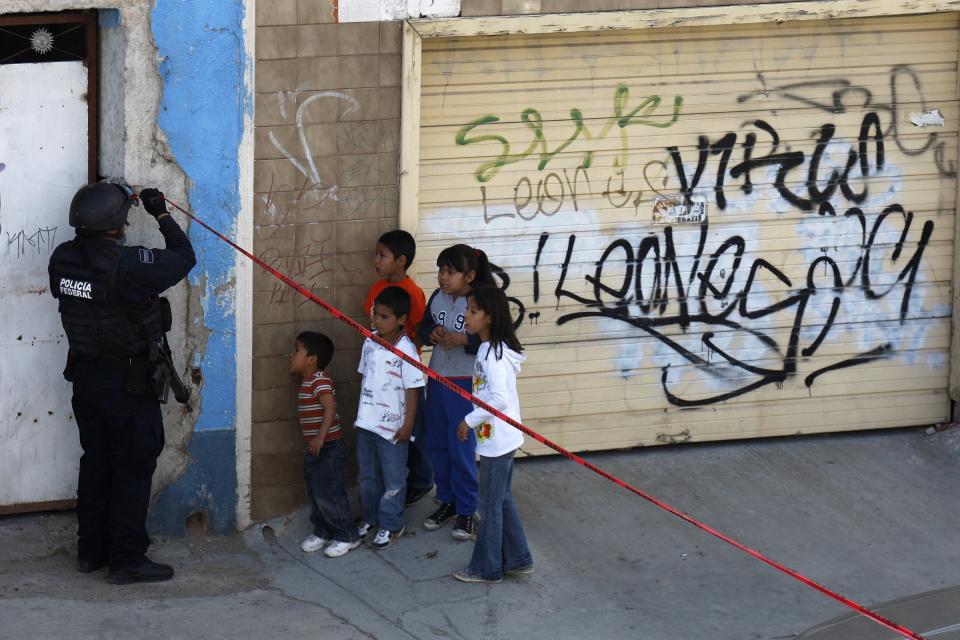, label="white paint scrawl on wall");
[338,0,460,22]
